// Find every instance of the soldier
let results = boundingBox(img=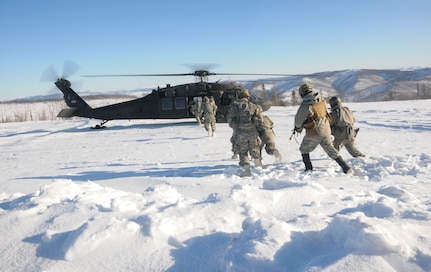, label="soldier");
[257,114,282,161]
[227,101,240,160]
[190,97,202,125]
[201,96,217,137]
[329,96,365,157]
[294,84,353,174]
[228,89,263,176]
